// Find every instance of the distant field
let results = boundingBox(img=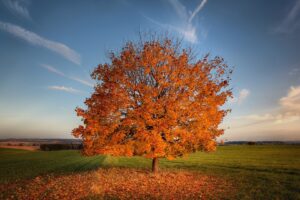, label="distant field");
[0,145,299,199]
[0,145,39,151]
